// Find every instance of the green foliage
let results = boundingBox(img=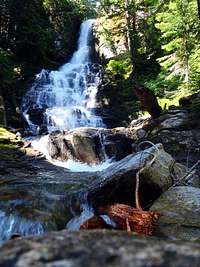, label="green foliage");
[98,0,162,73]
[156,0,200,89]
[189,46,200,91]
[143,72,182,97]
[106,54,133,78]
[99,0,199,118]
[0,49,14,85]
